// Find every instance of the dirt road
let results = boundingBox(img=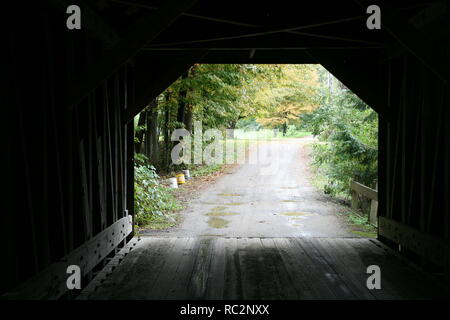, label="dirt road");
[148,137,354,238]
